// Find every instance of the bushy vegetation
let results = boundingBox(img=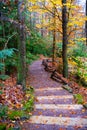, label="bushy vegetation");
[74,94,83,104]
[68,42,87,87]
[26,32,52,57]
[0,49,16,78]
[72,42,87,57]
